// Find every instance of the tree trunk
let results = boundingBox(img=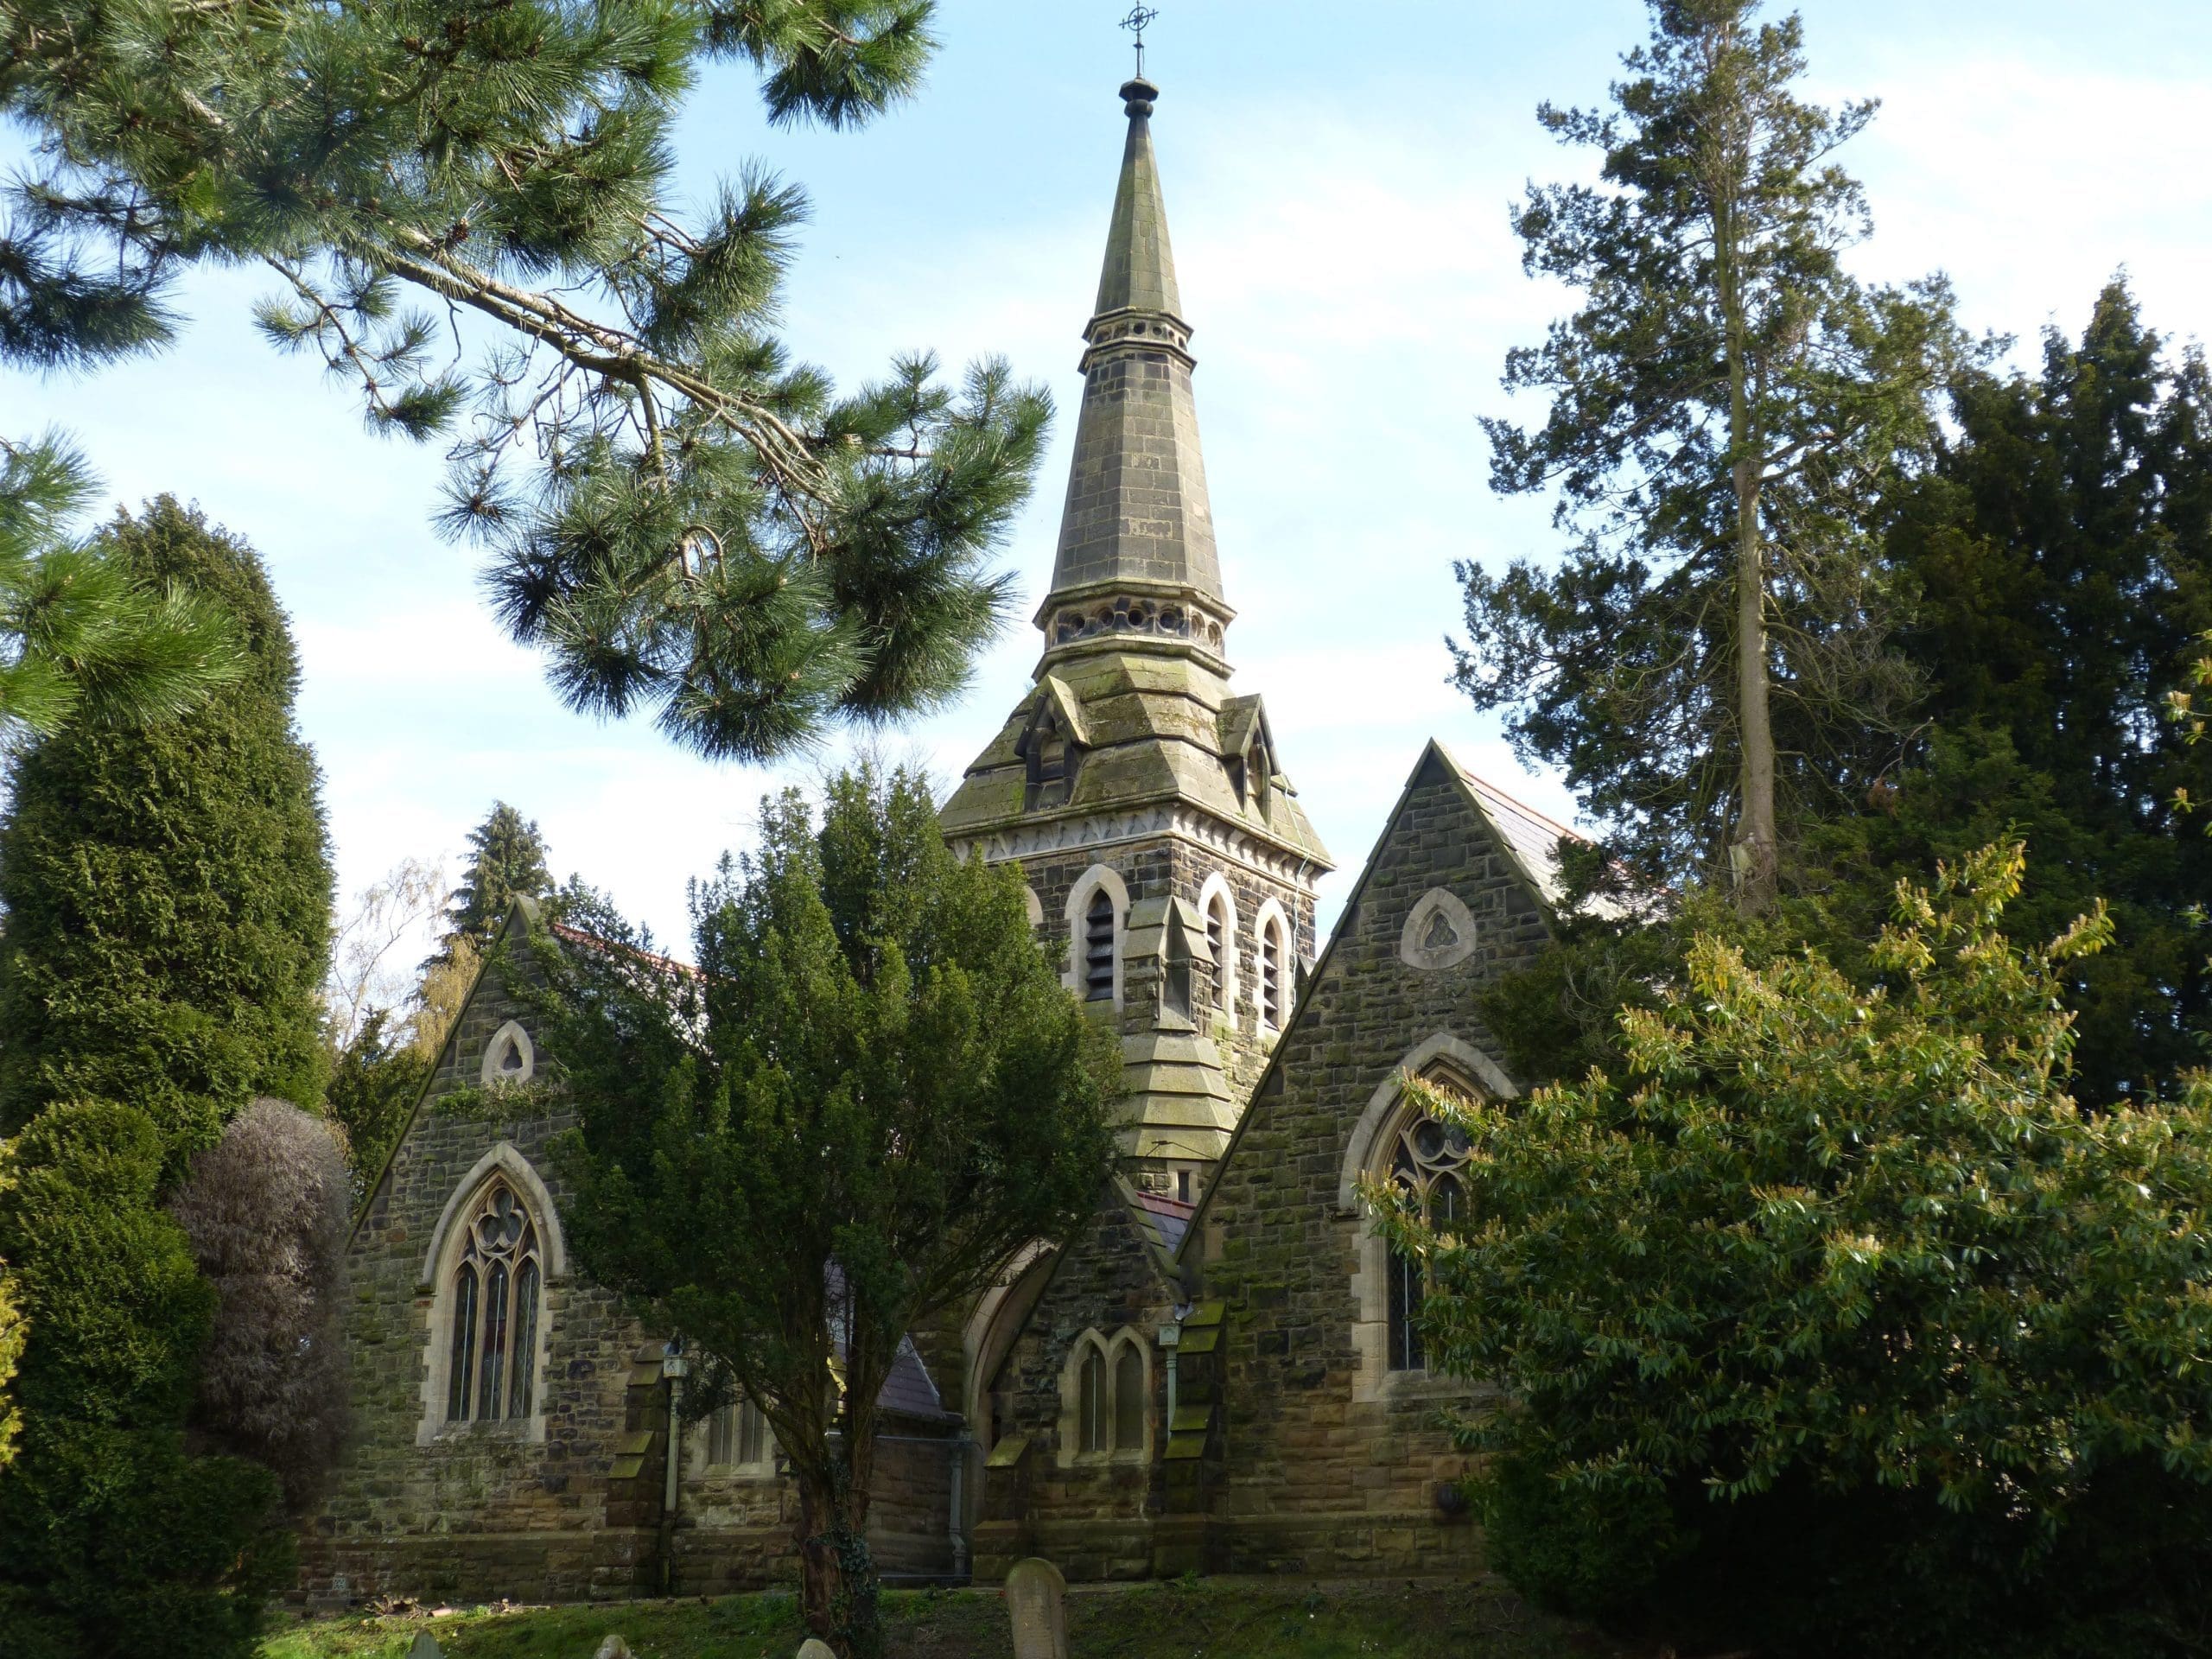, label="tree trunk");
[794,1441,883,1659]
[1732,458,1778,912]
[1711,51,1779,917]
